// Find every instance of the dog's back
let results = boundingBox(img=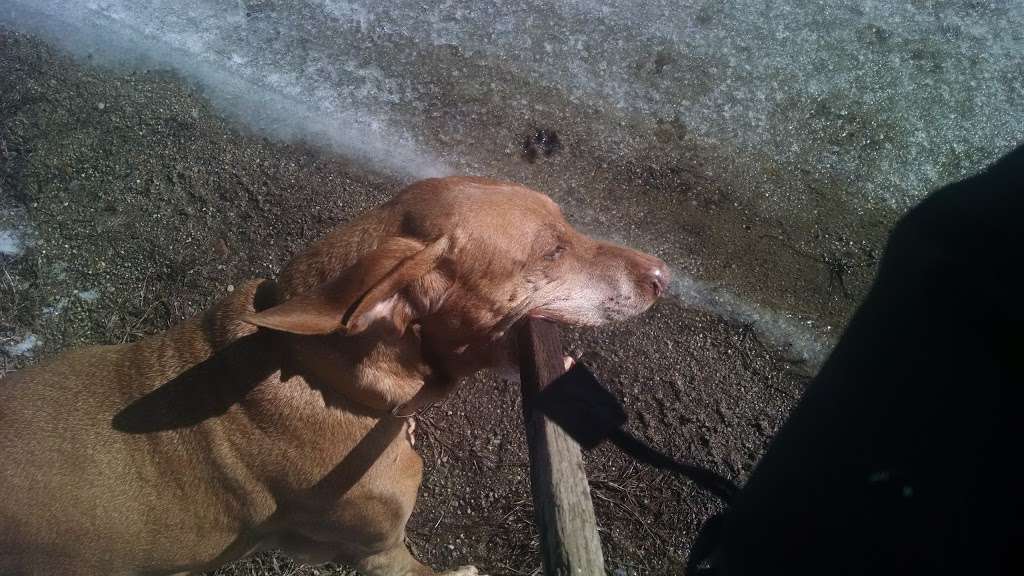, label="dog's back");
[0,280,275,575]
